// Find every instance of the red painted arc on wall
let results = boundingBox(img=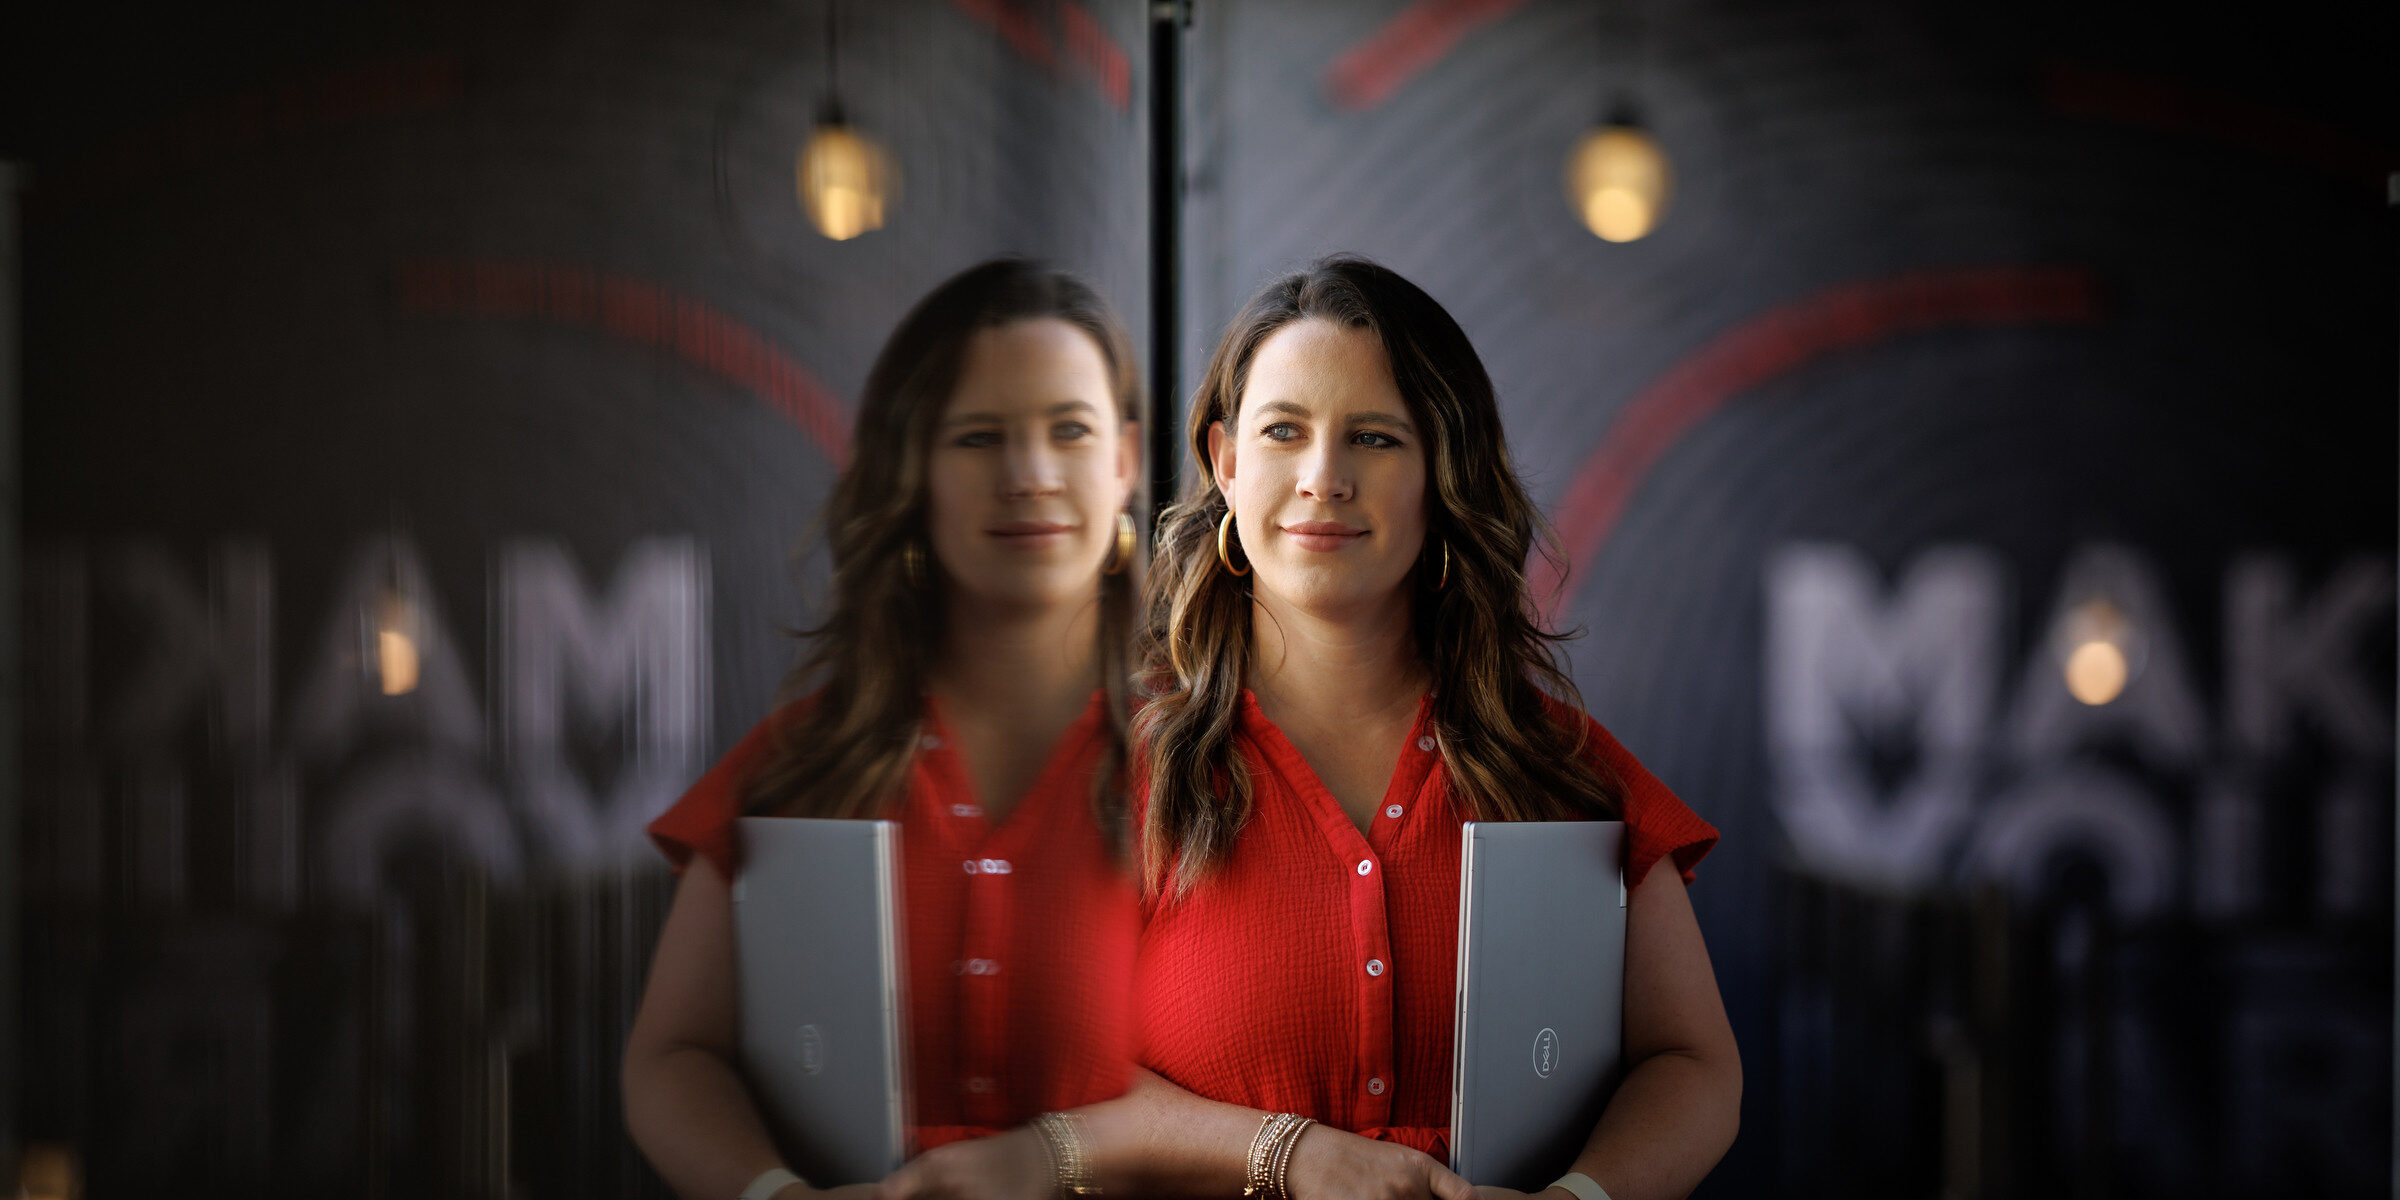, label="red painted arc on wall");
[950,0,1134,113]
[1535,265,2103,610]
[395,258,852,466]
[1326,0,1530,112]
